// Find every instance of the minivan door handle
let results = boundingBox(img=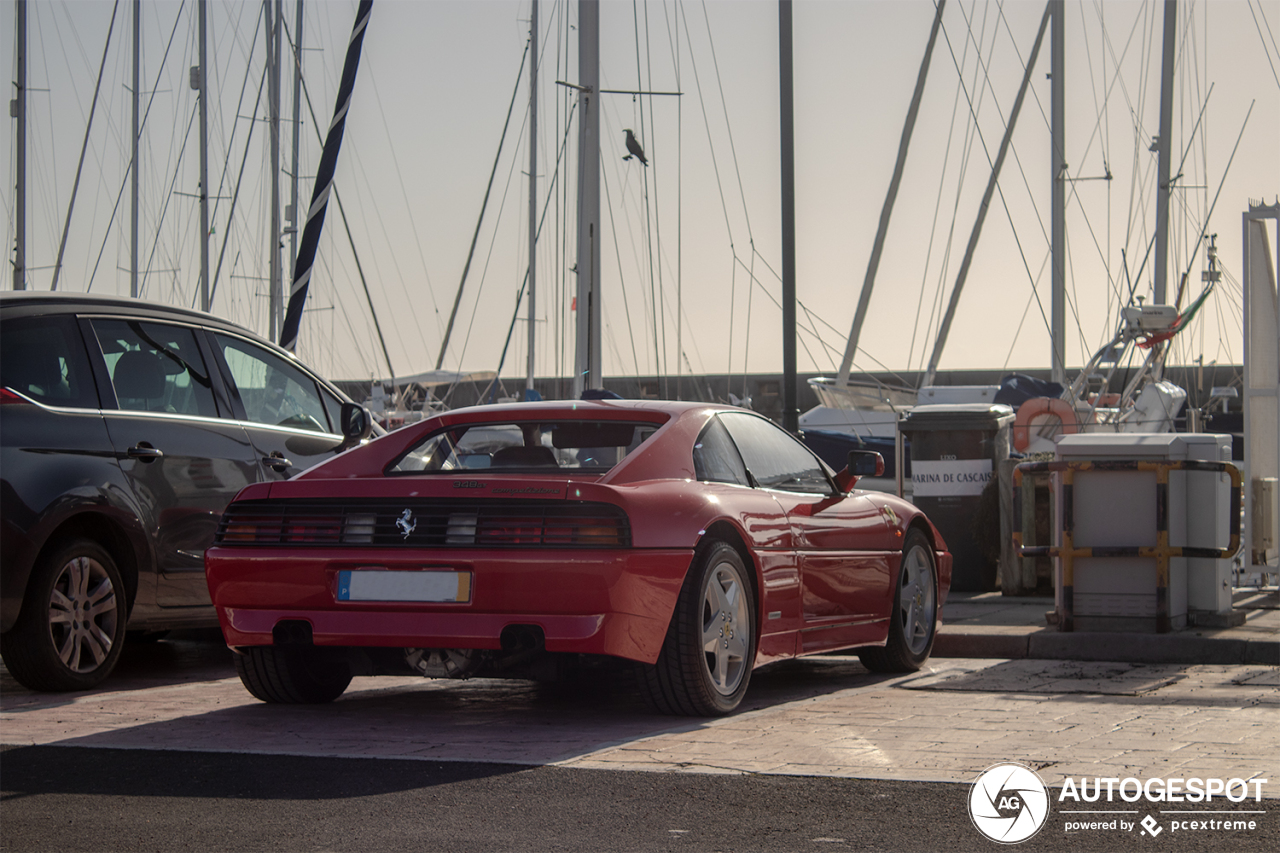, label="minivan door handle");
[127,443,164,462]
[263,453,293,473]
